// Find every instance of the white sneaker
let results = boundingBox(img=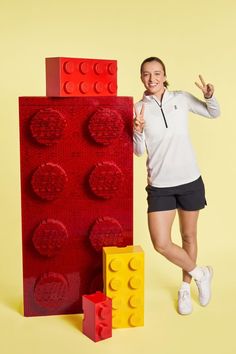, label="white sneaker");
[195,266,213,306]
[178,289,193,315]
